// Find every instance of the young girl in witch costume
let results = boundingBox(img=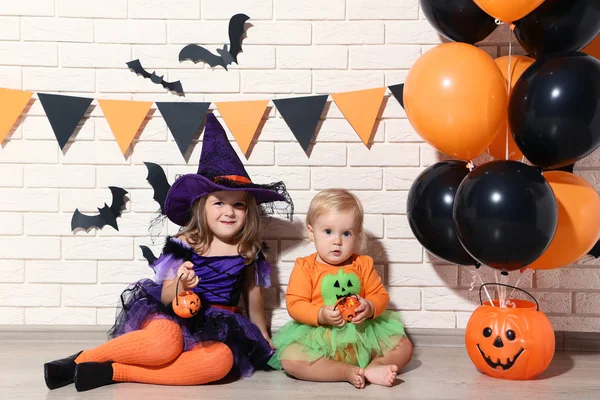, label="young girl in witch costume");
[268,189,412,389]
[44,113,293,392]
